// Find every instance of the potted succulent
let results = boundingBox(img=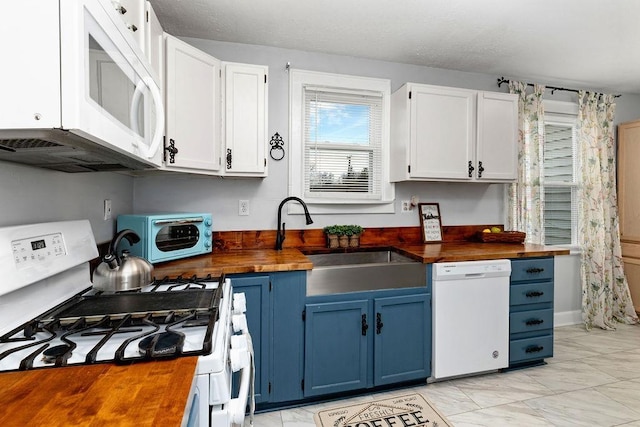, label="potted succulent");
[323,225,364,248]
[343,225,364,247]
[323,225,343,249]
